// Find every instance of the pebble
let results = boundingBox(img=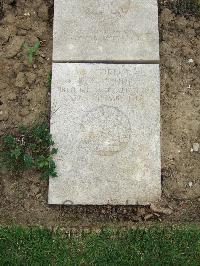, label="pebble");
[188,58,194,63]
[192,143,199,152]
[188,182,193,188]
